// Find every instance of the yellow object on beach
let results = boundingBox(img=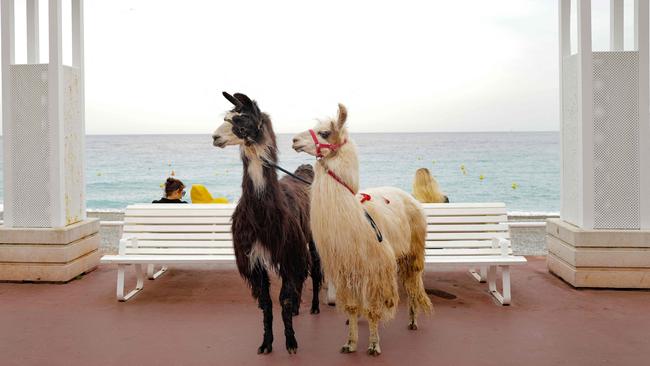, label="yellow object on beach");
[191,184,229,204]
